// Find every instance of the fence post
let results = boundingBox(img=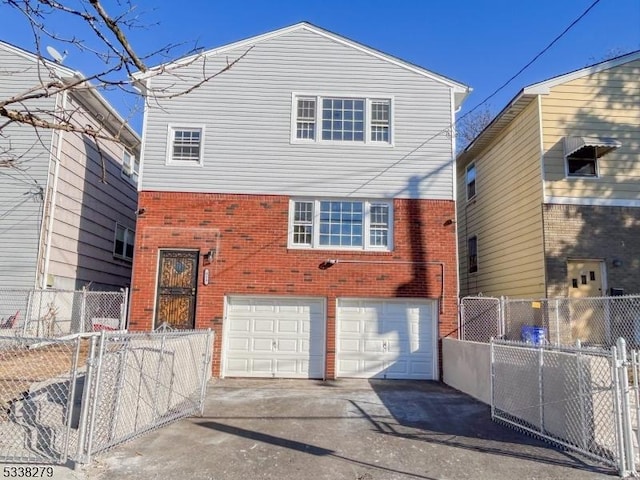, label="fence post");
[612,343,629,477]
[554,299,561,346]
[84,331,107,465]
[76,335,98,464]
[62,336,82,463]
[459,300,465,341]
[617,338,636,476]
[199,329,214,416]
[490,338,495,419]
[633,349,640,467]
[499,296,506,339]
[80,287,87,333]
[121,287,129,330]
[538,346,544,433]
